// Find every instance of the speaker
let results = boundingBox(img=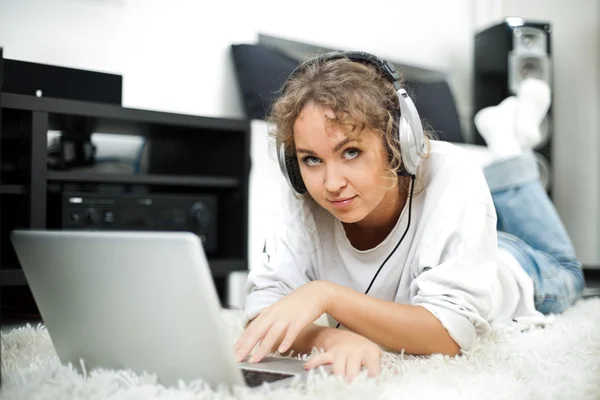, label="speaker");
[473,18,553,194]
